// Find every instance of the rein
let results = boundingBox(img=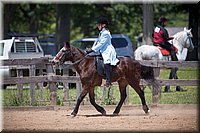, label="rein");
[59,54,89,70]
